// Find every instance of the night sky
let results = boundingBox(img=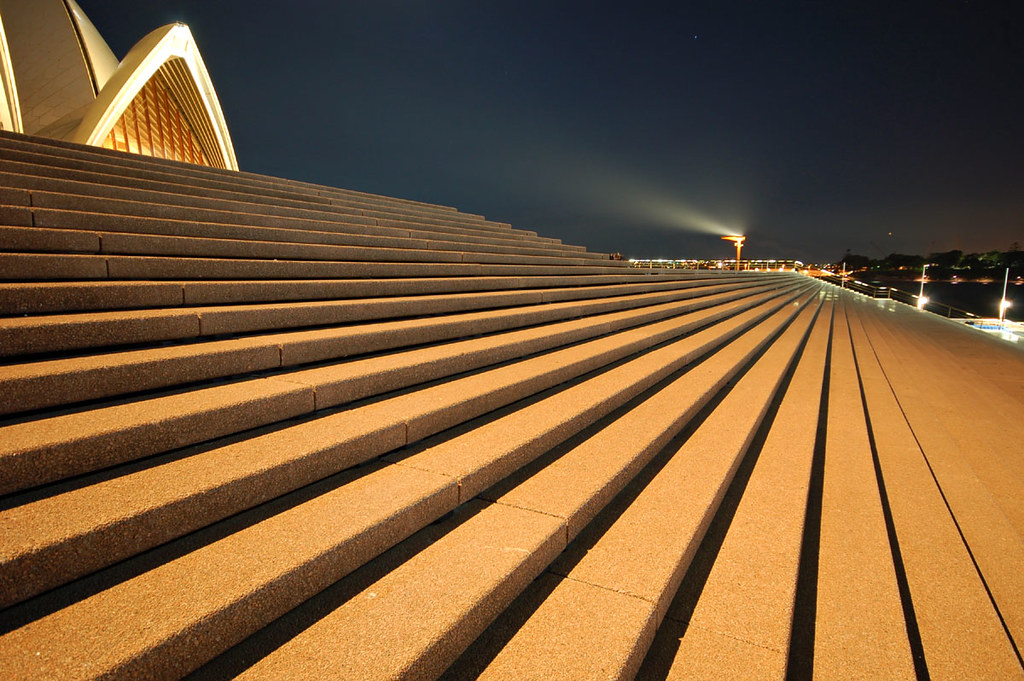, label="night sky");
[77,1,1023,263]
